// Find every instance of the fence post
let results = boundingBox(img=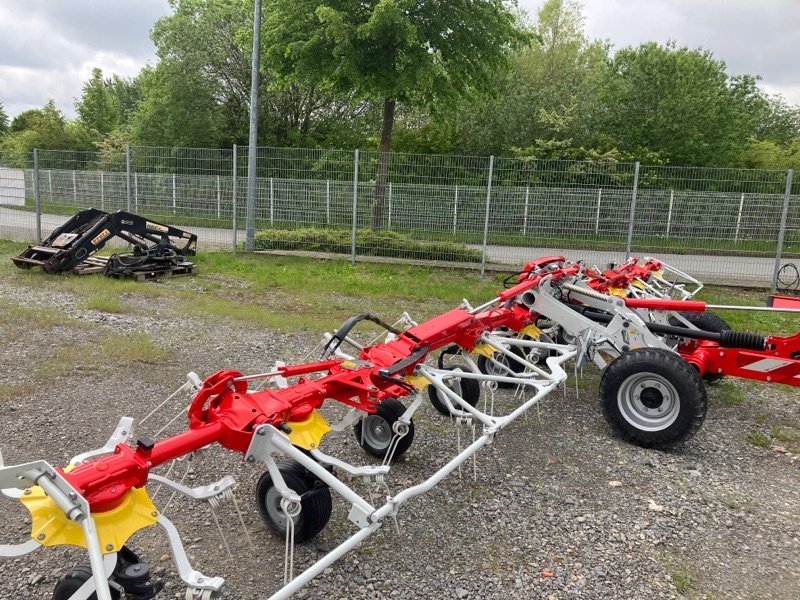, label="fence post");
[523,187,530,236]
[665,189,674,238]
[134,172,139,211]
[125,144,132,212]
[594,188,601,235]
[480,155,494,277]
[269,177,274,225]
[734,192,745,242]
[351,149,359,266]
[771,169,794,293]
[453,186,459,235]
[72,170,77,205]
[172,174,176,213]
[48,170,53,201]
[625,162,640,259]
[387,182,393,229]
[326,180,331,225]
[216,174,221,219]
[100,172,105,211]
[232,144,238,253]
[33,148,42,243]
